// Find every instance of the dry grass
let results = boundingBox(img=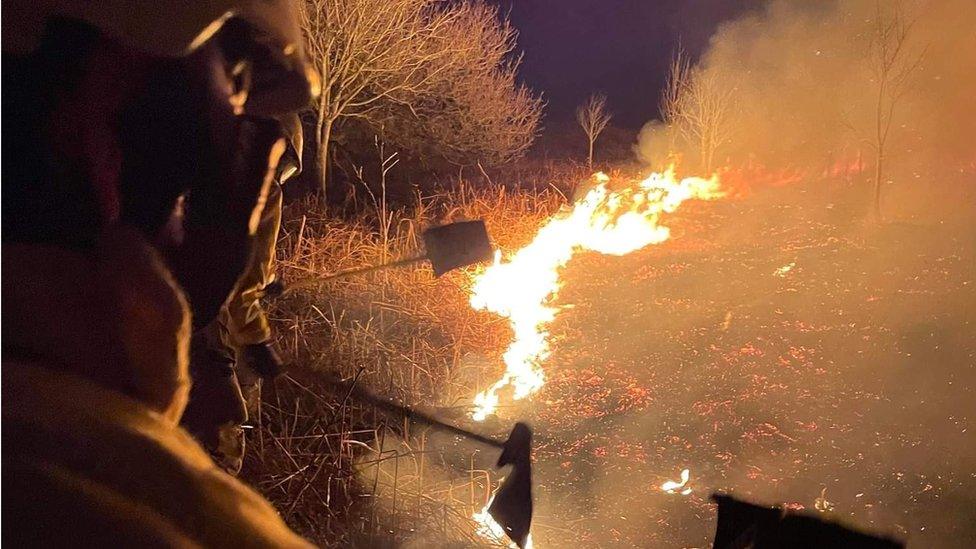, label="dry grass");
[241,177,569,546]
